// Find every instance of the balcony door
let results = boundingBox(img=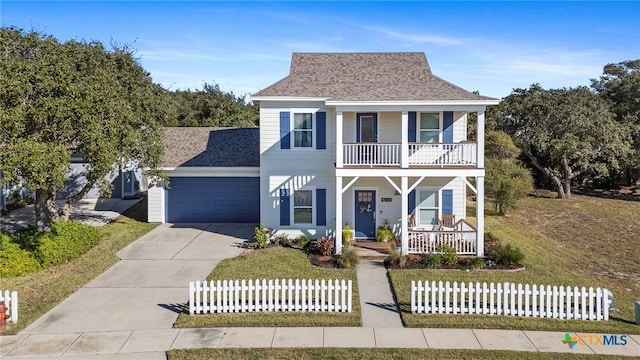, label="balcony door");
[357,113,377,143]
